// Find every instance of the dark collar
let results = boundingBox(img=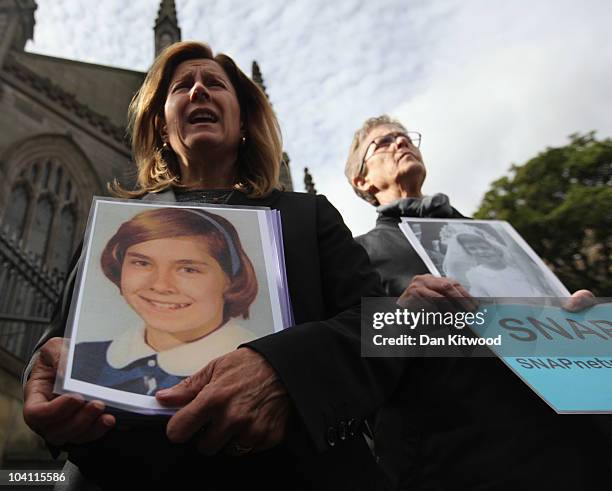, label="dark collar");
[227,188,282,207]
[375,193,462,225]
[143,187,283,208]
